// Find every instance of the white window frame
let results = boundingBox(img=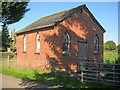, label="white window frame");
[94,35,99,53]
[36,33,40,53]
[62,32,70,55]
[24,35,26,52]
